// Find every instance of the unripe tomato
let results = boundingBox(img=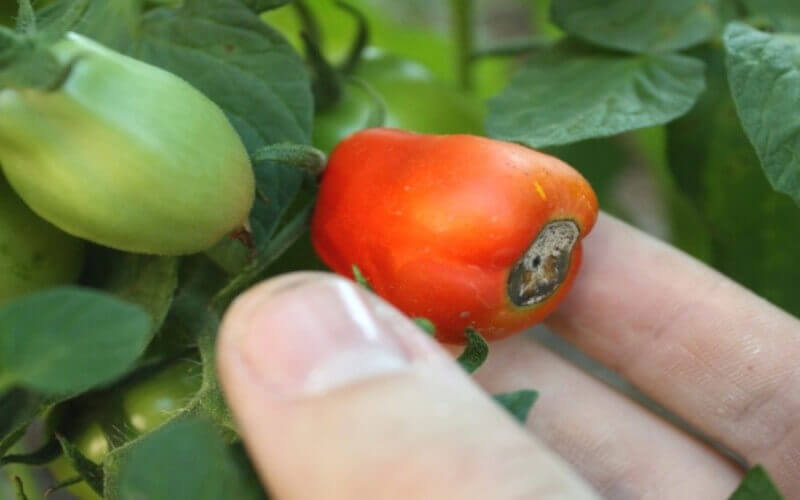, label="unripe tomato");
[353,50,485,135]
[0,33,254,256]
[47,359,202,499]
[312,52,484,154]
[0,174,84,303]
[311,129,598,343]
[313,80,381,154]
